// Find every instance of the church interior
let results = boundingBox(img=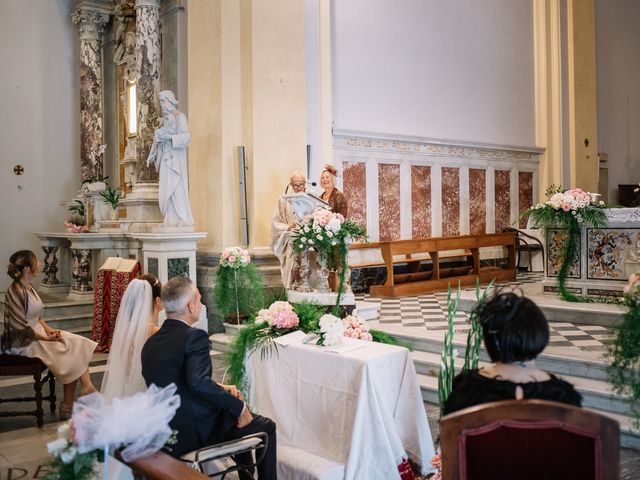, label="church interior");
[1,0,640,478]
